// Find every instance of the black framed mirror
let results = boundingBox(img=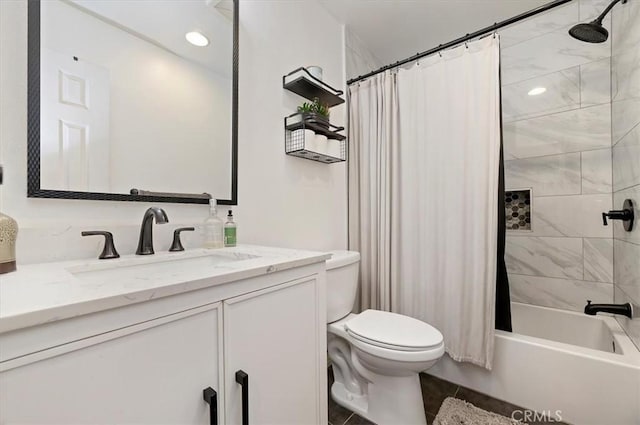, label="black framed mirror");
[27,0,238,205]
